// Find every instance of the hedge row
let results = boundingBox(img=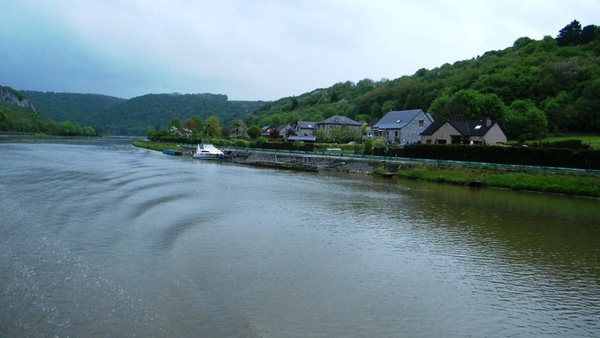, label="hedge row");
[256,142,314,152]
[377,144,600,170]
